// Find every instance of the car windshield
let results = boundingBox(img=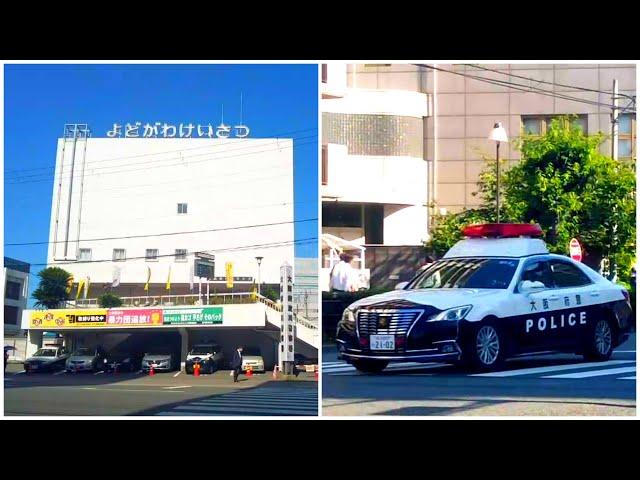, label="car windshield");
[33,349,56,357]
[190,346,217,355]
[243,348,261,356]
[73,348,93,356]
[407,258,519,290]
